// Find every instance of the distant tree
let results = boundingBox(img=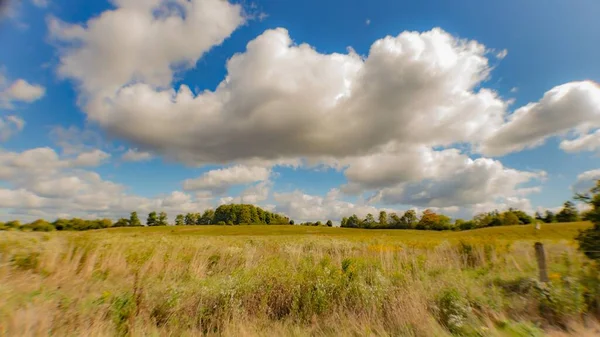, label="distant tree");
[114,218,130,227]
[400,210,418,228]
[175,214,184,226]
[5,220,21,229]
[502,212,520,226]
[289,220,295,225]
[556,201,580,223]
[238,207,252,224]
[575,180,600,262]
[183,213,194,225]
[346,214,361,228]
[147,211,158,226]
[130,212,141,227]
[363,213,376,228]
[313,221,322,226]
[340,217,348,227]
[157,212,168,226]
[52,219,70,230]
[510,210,533,224]
[199,210,215,225]
[416,209,437,230]
[544,210,556,223]
[23,219,55,232]
[326,220,333,227]
[389,213,401,228]
[456,219,476,230]
[379,211,388,227]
